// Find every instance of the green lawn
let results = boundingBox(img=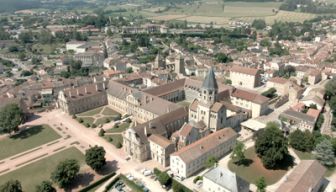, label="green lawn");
[104,135,123,147]
[95,117,112,125]
[0,147,85,192]
[0,125,61,160]
[102,107,120,116]
[106,123,130,133]
[228,147,288,185]
[78,107,104,116]
[293,149,315,160]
